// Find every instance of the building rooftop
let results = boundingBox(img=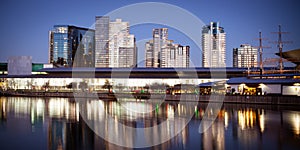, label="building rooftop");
[276,48,300,69]
[227,76,300,85]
